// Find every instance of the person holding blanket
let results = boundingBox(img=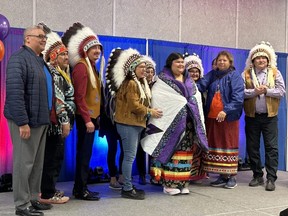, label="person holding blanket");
[141,52,208,195]
[105,48,163,200]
